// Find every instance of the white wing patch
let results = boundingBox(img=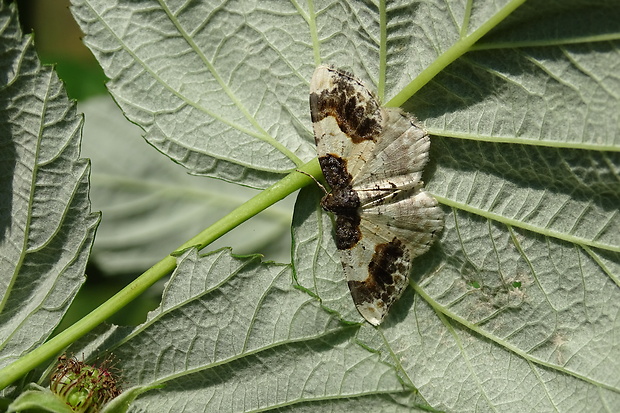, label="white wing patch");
[310,65,444,326]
